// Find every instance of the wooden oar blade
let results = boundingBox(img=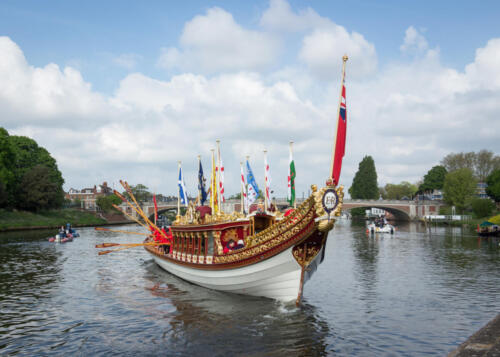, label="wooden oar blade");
[98,250,114,255]
[95,243,120,248]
